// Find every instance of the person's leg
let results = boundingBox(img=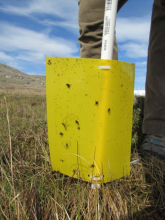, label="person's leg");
[78,0,118,59]
[141,0,165,158]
